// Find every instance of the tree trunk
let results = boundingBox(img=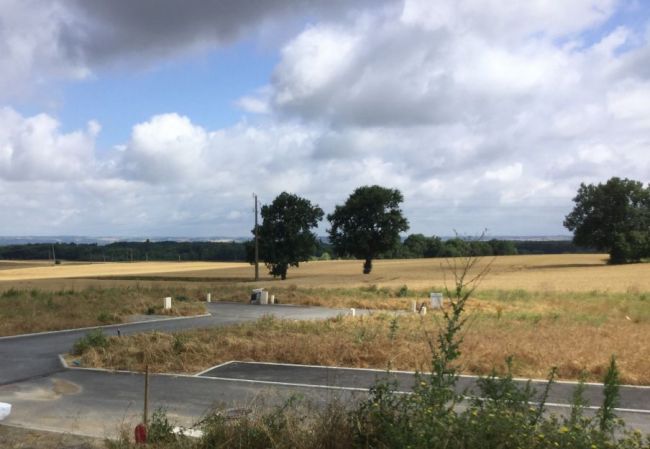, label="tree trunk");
[363,258,372,274]
[281,271,287,280]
